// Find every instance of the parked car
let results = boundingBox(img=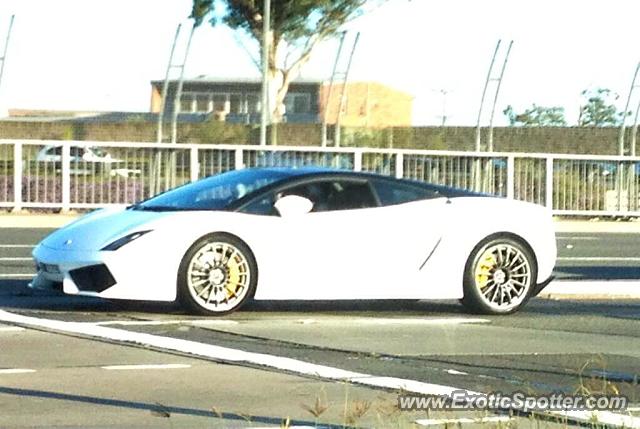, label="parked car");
[36,145,141,177]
